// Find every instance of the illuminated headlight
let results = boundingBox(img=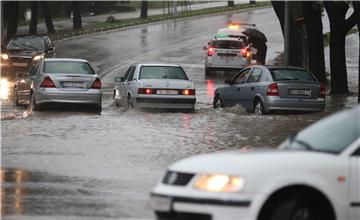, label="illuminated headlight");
[1,53,9,60]
[33,55,44,61]
[194,174,245,192]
